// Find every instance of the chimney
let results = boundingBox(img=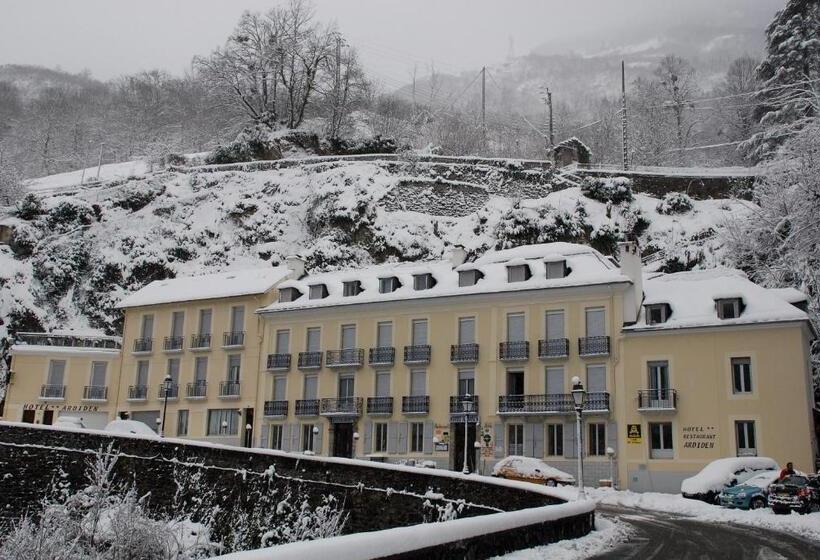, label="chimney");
[618,241,643,324]
[285,255,305,280]
[447,245,467,268]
